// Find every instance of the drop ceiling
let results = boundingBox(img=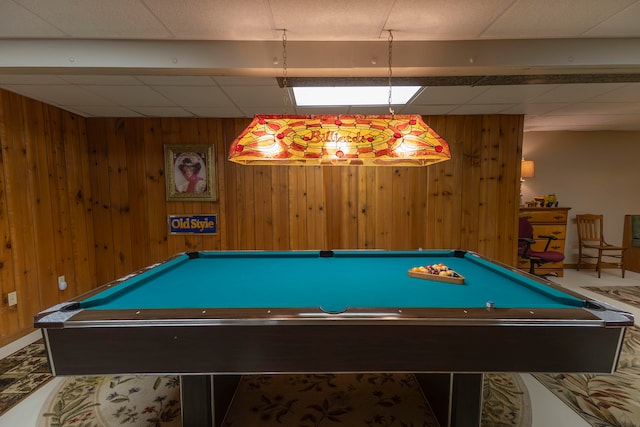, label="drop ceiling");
[1,0,640,132]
